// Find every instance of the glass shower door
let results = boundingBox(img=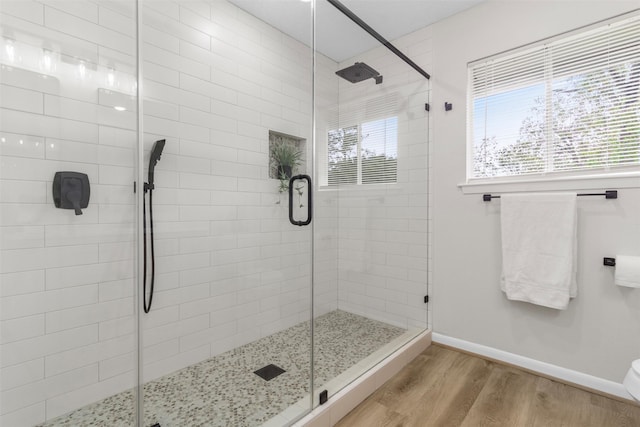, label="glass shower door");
[138,0,315,425]
[312,0,430,405]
